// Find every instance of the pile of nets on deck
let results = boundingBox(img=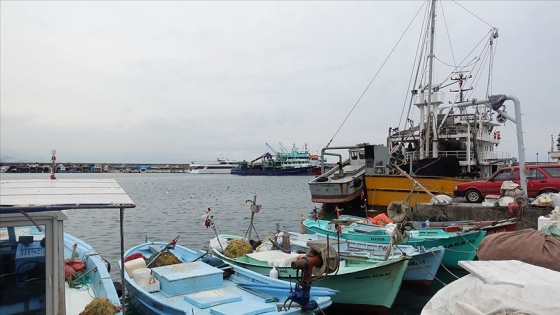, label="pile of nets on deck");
[80,297,121,315]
